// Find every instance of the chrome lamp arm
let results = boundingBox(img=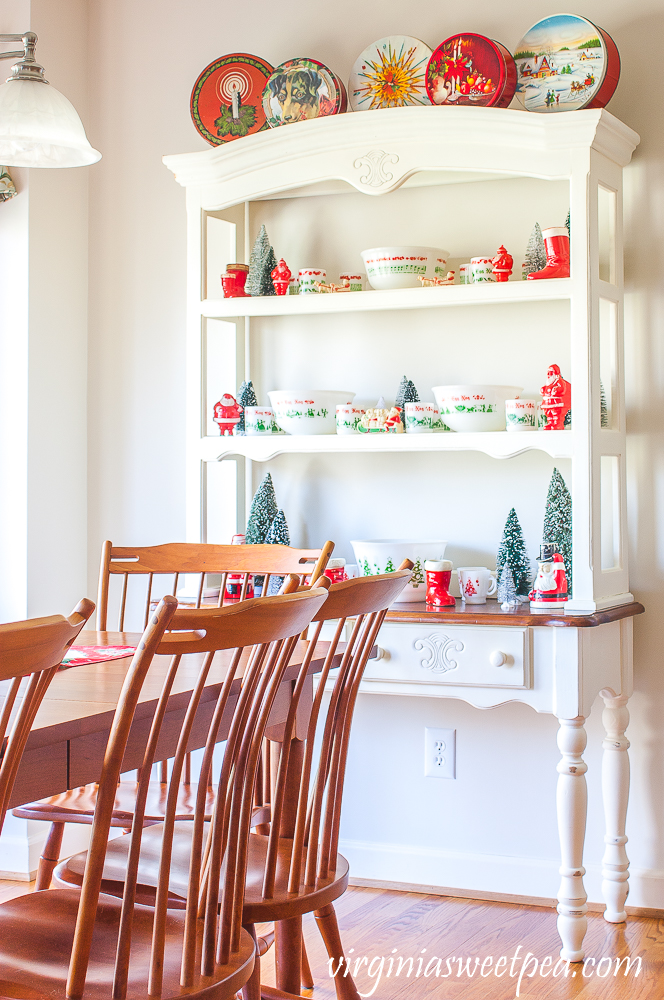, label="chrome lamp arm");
[0,32,47,82]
